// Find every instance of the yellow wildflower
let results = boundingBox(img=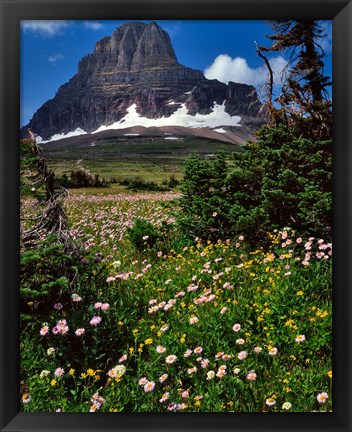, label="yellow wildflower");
[129,347,134,354]
[285,319,294,327]
[80,373,87,379]
[50,379,57,386]
[68,368,75,376]
[144,338,153,345]
[87,369,95,377]
[327,370,332,378]
[296,291,303,296]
